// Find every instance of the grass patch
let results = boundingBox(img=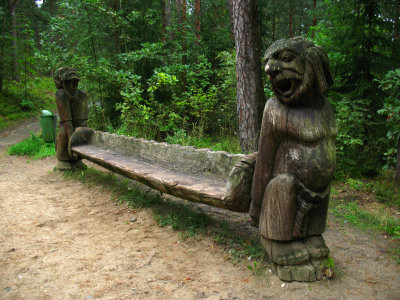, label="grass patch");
[153,201,211,238]
[7,133,55,159]
[61,166,267,269]
[342,173,400,207]
[330,199,400,263]
[330,200,400,239]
